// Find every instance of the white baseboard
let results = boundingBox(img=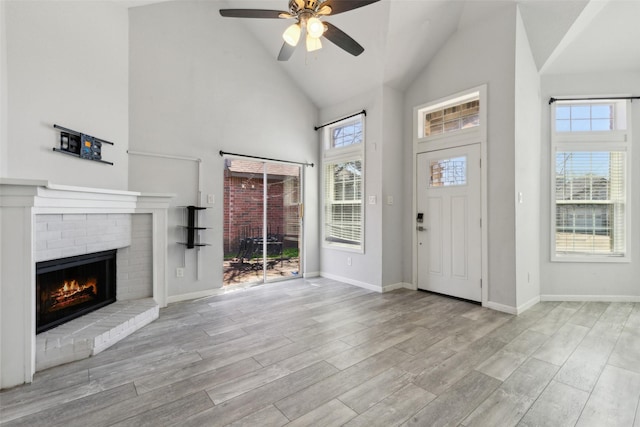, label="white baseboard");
[383,282,415,292]
[403,282,419,291]
[484,301,517,315]
[167,288,226,304]
[320,272,383,293]
[516,296,540,314]
[318,274,415,294]
[540,294,640,302]
[485,294,640,316]
[485,296,541,315]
